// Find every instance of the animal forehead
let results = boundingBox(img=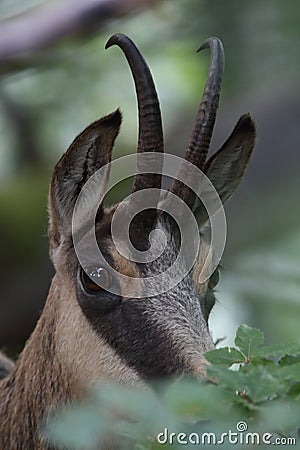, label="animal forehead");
[93,209,170,277]
[76,207,139,279]
[95,207,115,238]
[84,209,194,265]
[77,206,212,273]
